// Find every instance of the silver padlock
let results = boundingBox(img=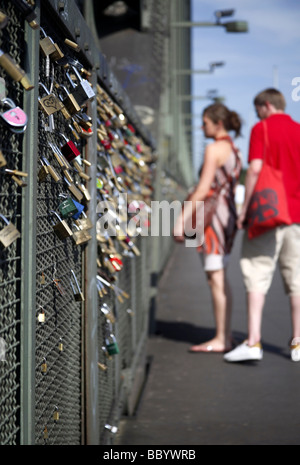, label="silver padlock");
[66,65,95,108]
